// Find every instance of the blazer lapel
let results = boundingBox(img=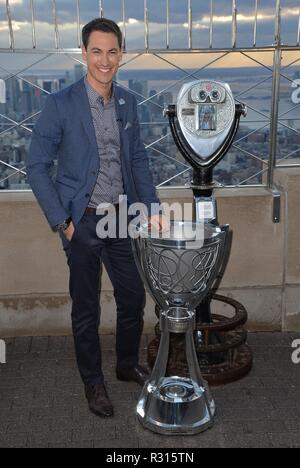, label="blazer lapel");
[114,84,126,133]
[72,78,98,153]
[114,84,131,165]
